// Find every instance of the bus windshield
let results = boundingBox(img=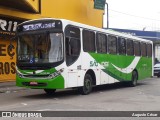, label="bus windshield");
[17,33,63,64]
